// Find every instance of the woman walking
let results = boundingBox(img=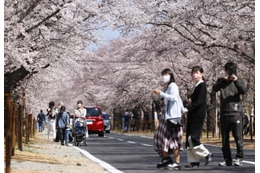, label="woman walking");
[153,68,185,170]
[185,66,212,168]
[56,106,69,146]
[47,101,58,141]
